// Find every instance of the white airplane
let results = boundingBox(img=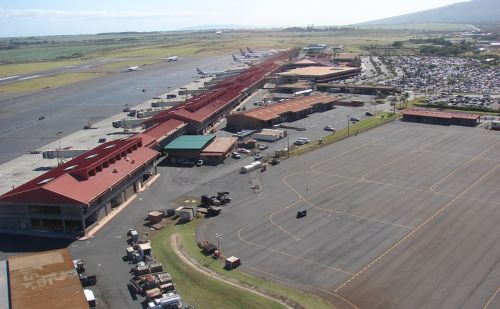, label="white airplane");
[232,55,256,64]
[126,66,141,72]
[166,56,178,62]
[240,47,276,58]
[194,68,222,76]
